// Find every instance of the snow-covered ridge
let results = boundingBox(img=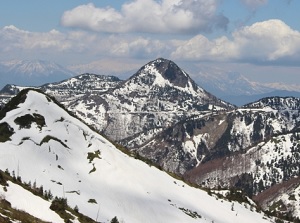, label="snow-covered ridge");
[243,96,300,110]
[0,181,65,223]
[0,89,274,223]
[42,73,122,96]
